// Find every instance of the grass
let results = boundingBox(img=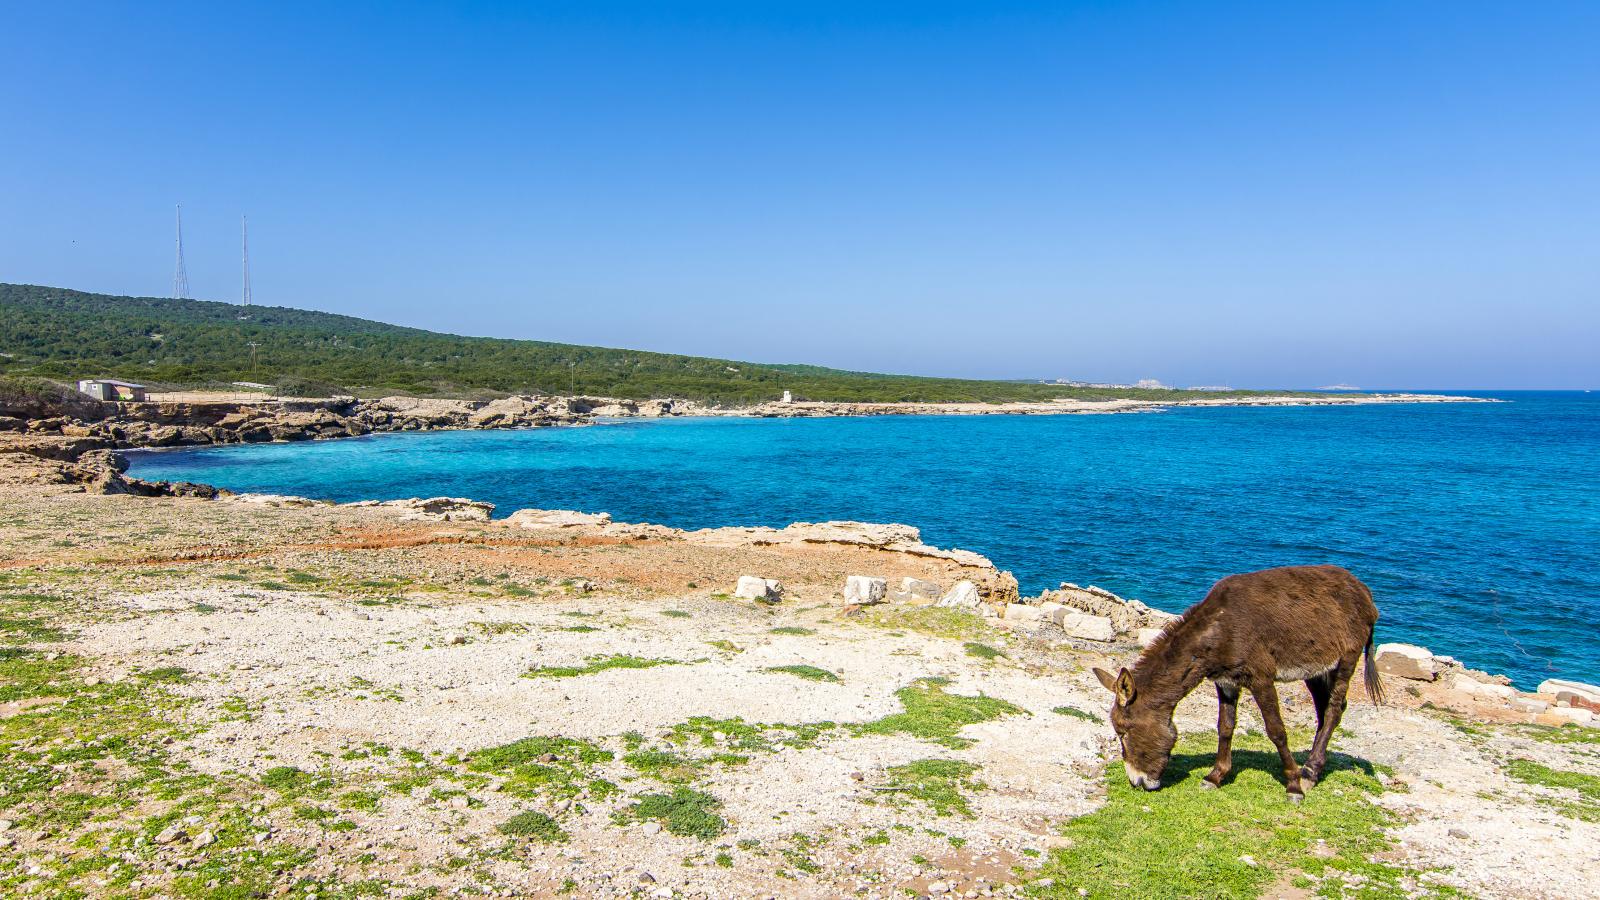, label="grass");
[661,609,692,619]
[706,639,742,653]
[858,606,994,641]
[523,654,683,678]
[668,716,837,753]
[769,626,815,636]
[468,736,617,801]
[1052,705,1104,723]
[765,664,841,683]
[1504,758,1600,821]
[963,642,1005,661]
[617,787,727,839]
[881,759,984,818]
[854,677,1025,748]
[1518,723,1600,746]
[1031,733,1455,900]
[499,810,568,843]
